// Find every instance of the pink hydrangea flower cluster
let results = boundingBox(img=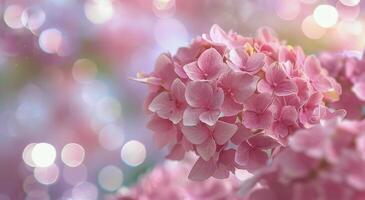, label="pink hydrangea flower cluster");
[116,161,241,200]
[319,51,365,119]
[136,25,343,181]
[245,119,365,200]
